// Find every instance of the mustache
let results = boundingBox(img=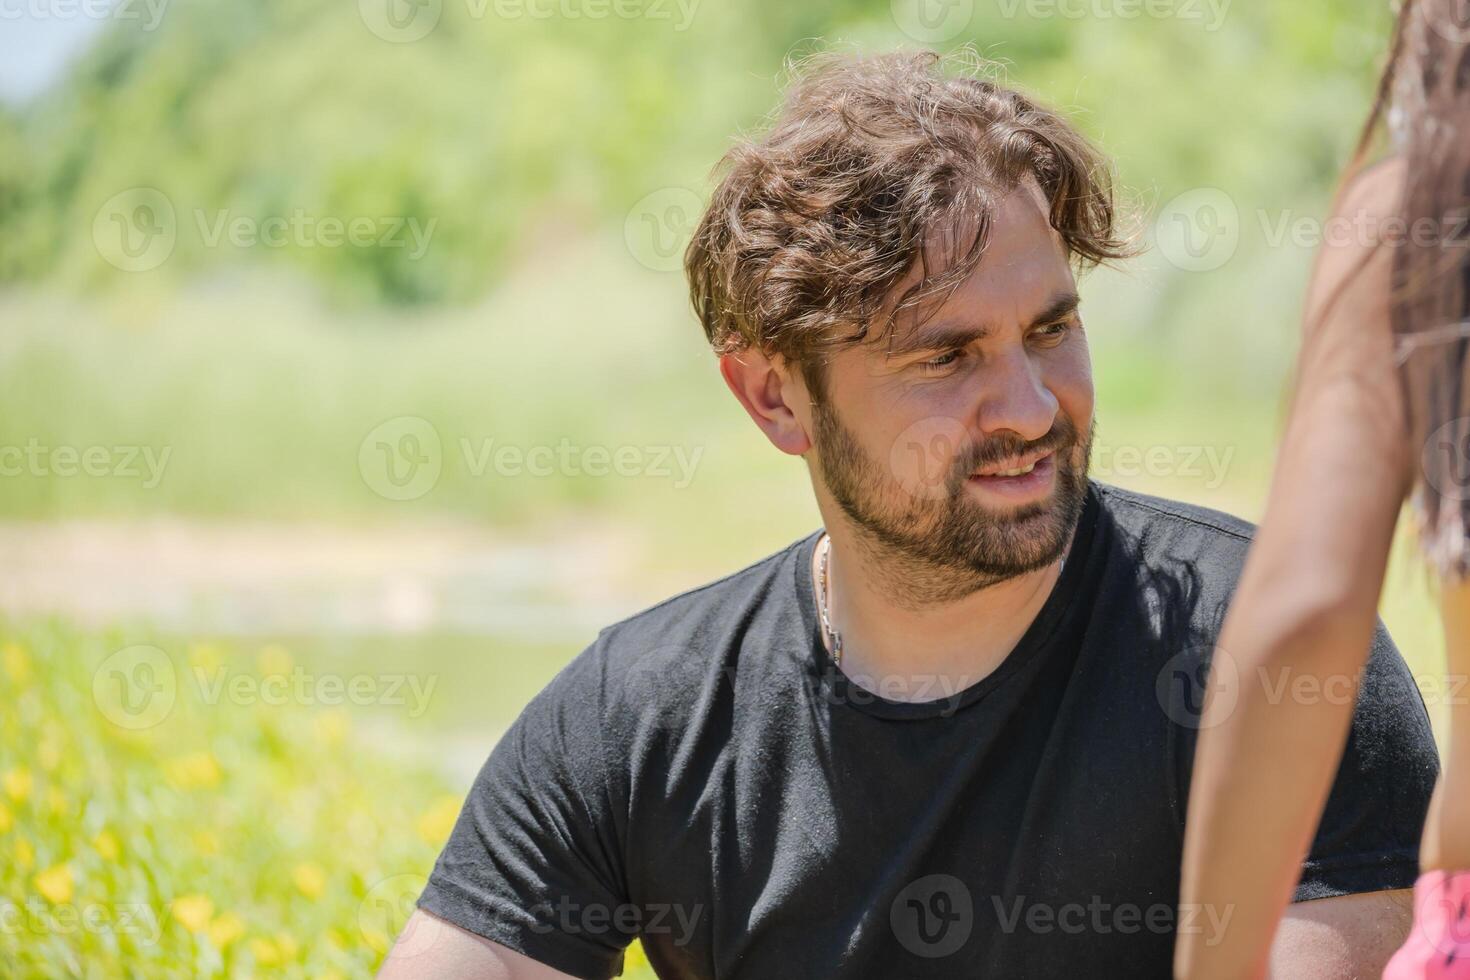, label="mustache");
[946,418,1079,485]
